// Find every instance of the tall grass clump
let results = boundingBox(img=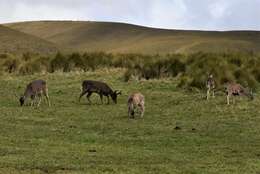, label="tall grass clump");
[0,51,259,90]
[50,52,67,72]
[2,56,21,73]
[81,52,113,71]
[123,54,186,81]
[19,57,50,75]
[178,52,259,89]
